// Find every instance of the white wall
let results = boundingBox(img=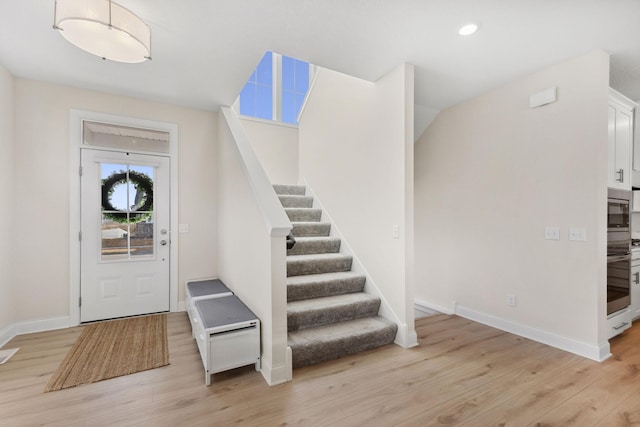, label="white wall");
[414,103,439,142]
[241,118,299,184]
[298,64,416,347]
[12,78,218,322]
[218,111,290,385]
[415,51,609,357]
[0,64,14,336]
